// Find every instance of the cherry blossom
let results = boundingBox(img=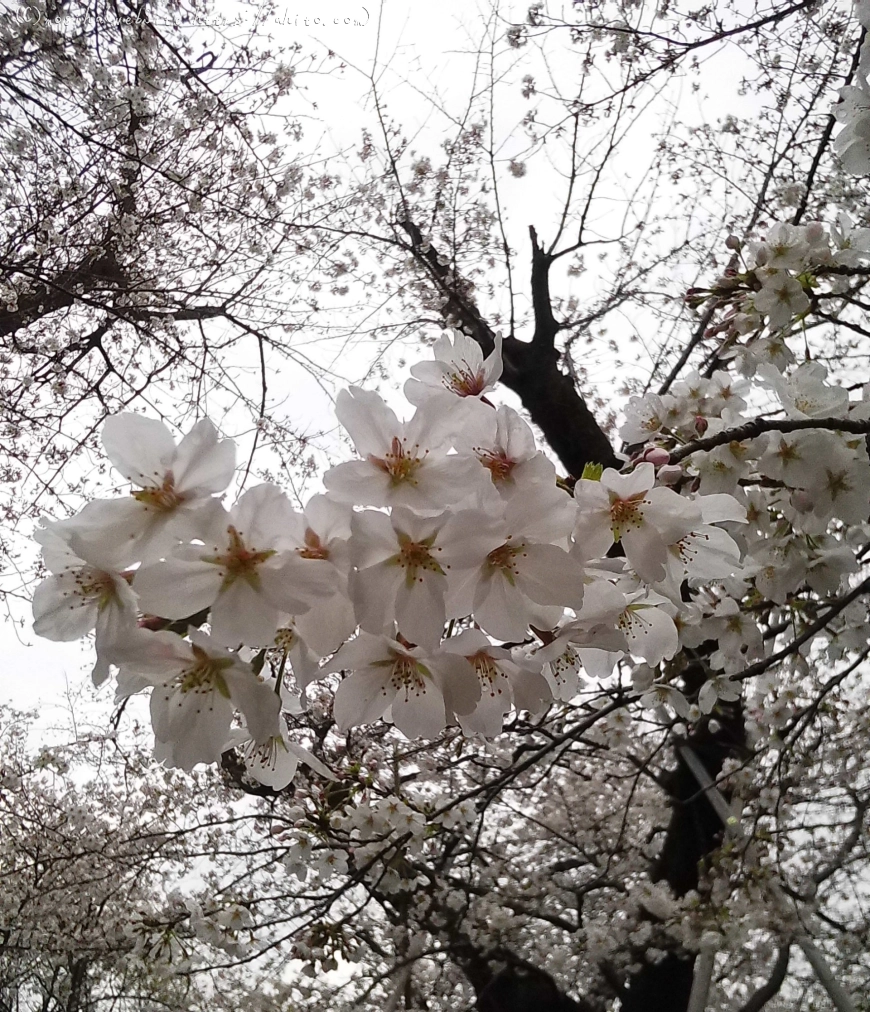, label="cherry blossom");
[654,493,746,598]
[134,484,336,646]
[834,69,870,175]
[707,597,764,674]
[273,621,328,693]
[530,577,631,695]
[227,724,337,791]
[281,494,356,656]
[114,629,280,771]
[454,403,558,497]
[803,450,870,527]
[830,211,870,266]
[404,328,503,404]
[693,439,756,495]
[752,272,810,330]
[439,629,550,736]
[640,682,692,719]
[16,9,870,1005]
[58,414,236,565]
[758,429,831,487]
[573,463,701,583]
[323,632,479,739]
[446,490,585,641]
[324,388,486,509]
[32,525,139,685]
[616,586,680,666]
[747,223,811,272]
[349,506,504,648]
[757,361,849,418]
[619,392,668,444]
[697,675,741,714]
